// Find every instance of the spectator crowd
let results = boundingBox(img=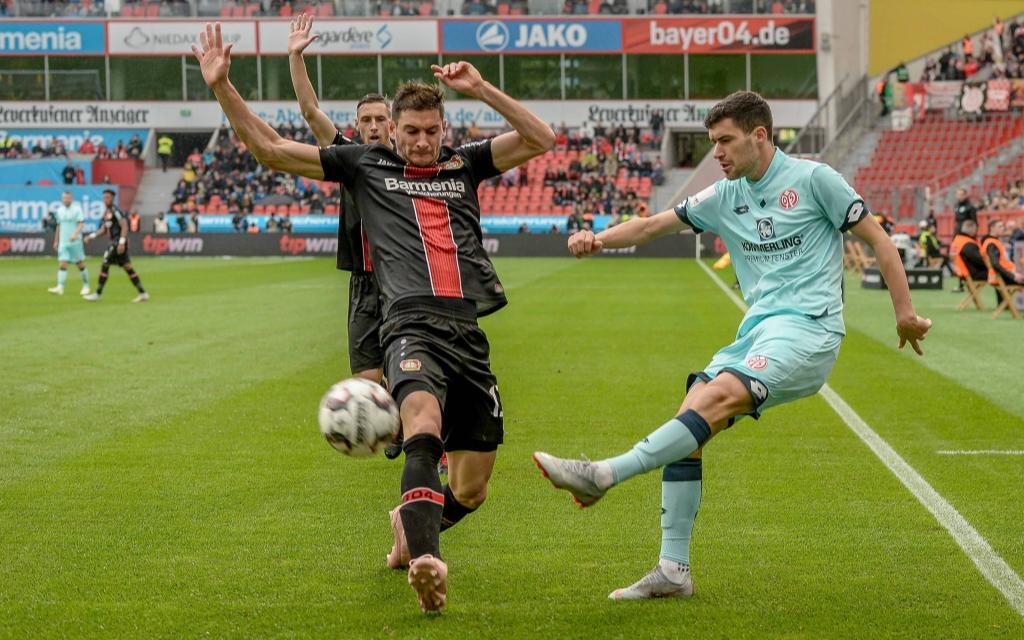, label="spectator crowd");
[920,16,1024,82]
[544,123,663,232]
[0,133,144,160]
[1,0,814,17]
[158,118,663,234]
[166,125,340,232]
